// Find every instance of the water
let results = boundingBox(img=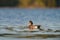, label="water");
[0,8,60,40]
[0,37,60,40]
[0,36,60,40]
